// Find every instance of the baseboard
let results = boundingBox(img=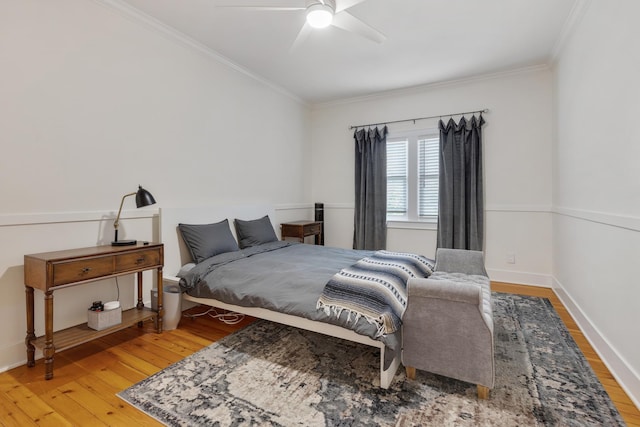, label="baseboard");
[486,268,553,287]
[553,278,640,409]
[0,342,34,374]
